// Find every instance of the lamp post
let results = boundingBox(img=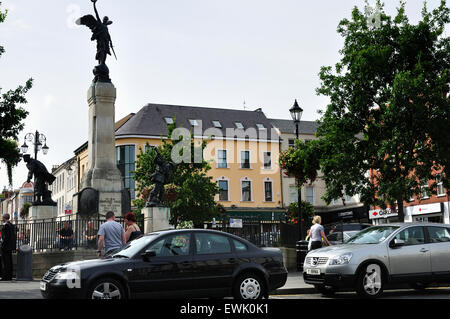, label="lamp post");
[21,131,49,161]
[20,131,50,202]
[290,99,304,241]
